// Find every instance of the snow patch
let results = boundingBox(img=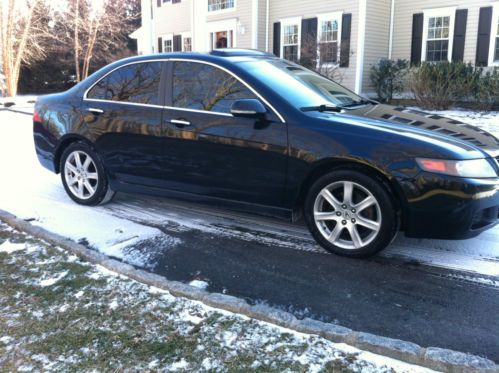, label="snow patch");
[39,271,68,287]
[189,279,209,290]
[0,240,26,254]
